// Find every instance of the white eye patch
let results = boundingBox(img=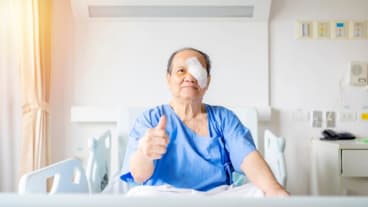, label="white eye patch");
[186,57,208,89]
